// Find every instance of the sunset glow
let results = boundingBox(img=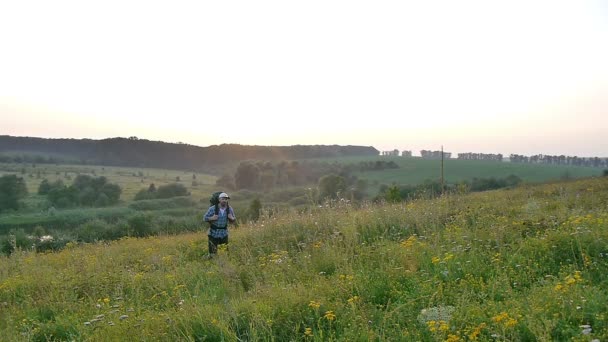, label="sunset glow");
[1,0,607,156]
